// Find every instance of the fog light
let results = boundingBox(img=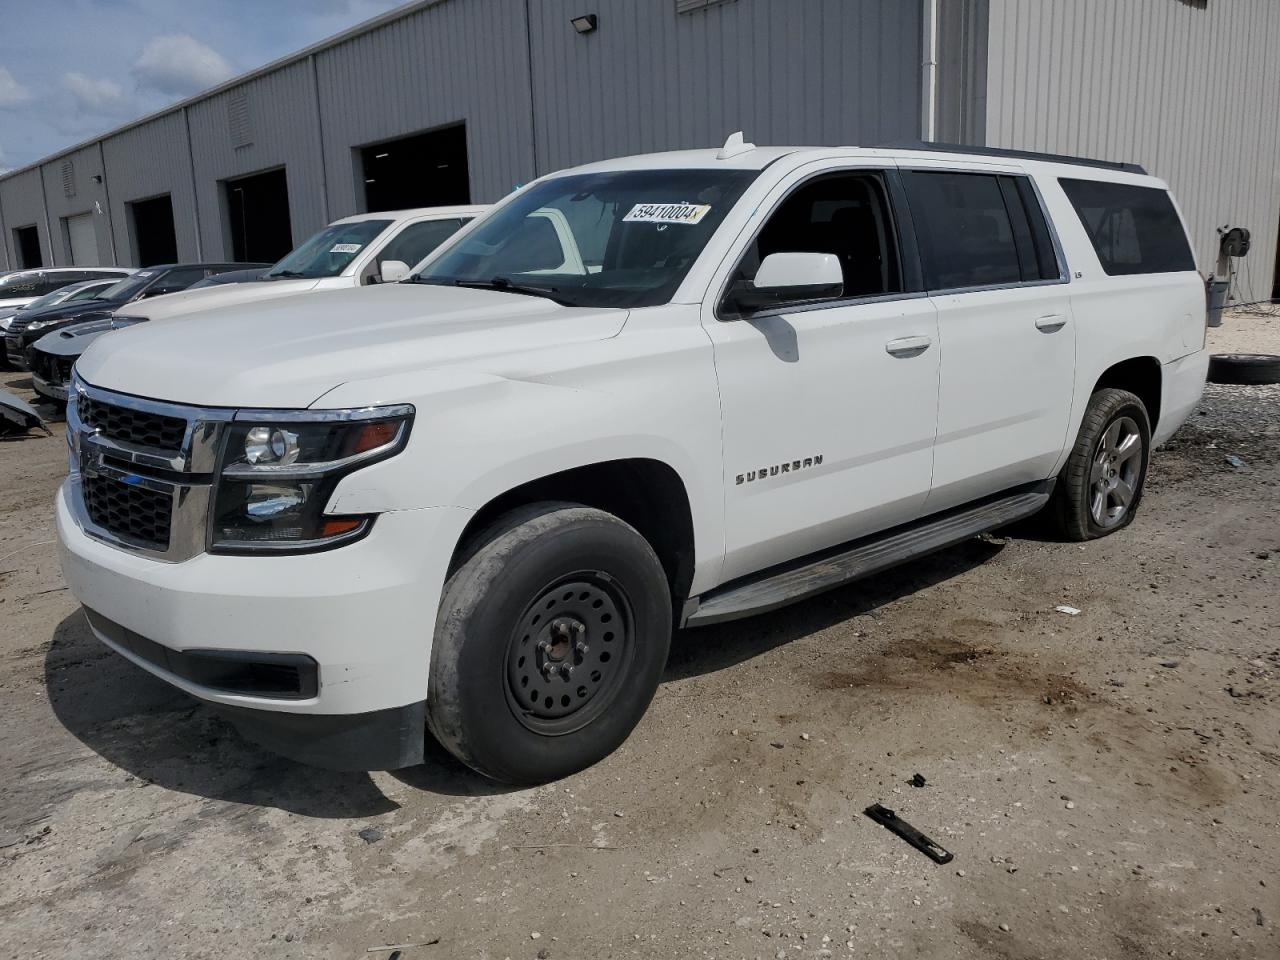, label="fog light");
[244,426,301,465]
